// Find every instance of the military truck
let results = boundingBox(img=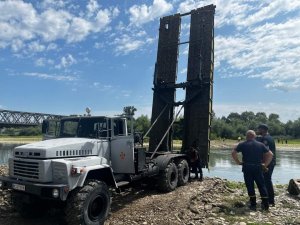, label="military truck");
[0,5,215,225]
